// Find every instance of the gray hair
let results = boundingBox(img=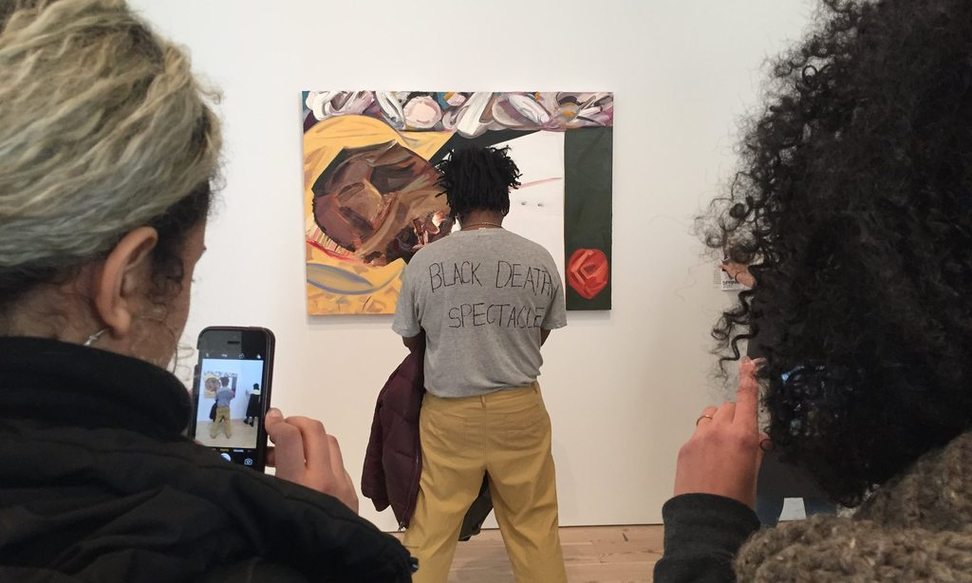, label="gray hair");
[0,0,221,270]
